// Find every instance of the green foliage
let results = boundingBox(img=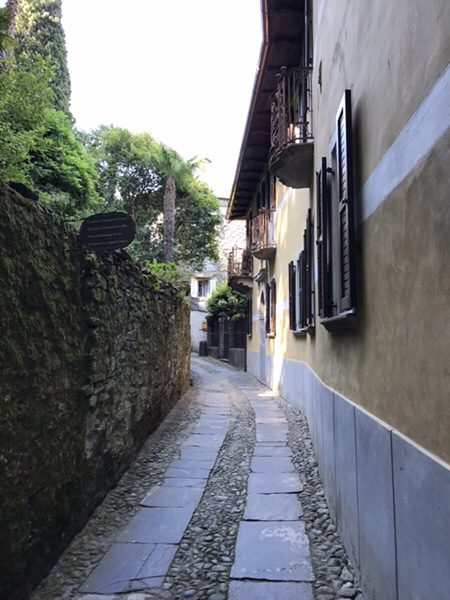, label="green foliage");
[175,178,220,268]
[0,55,53,184]
[85,126,162,213]
[29,110,99,216]
[84,125,220,269]
[14,0,71,116]
[0,54,98,218]
[144,262,190,297]
[206,282,246,320]
[0,7,13,54]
